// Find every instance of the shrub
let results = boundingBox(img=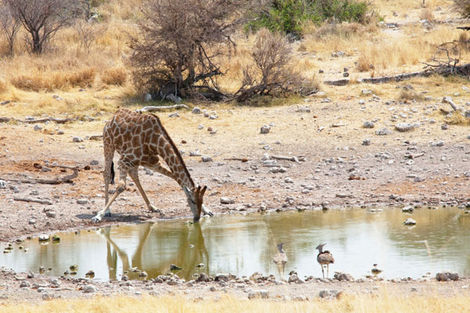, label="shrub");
[248,0,370,39]
[454,0,470,18]
[235,29,318,102]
